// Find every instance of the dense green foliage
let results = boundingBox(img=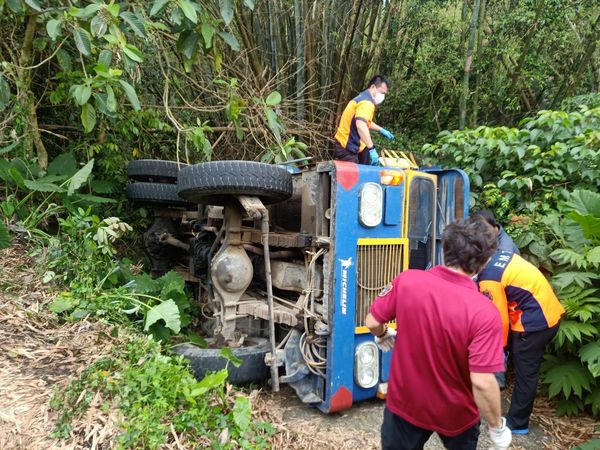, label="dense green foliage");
[51,335,273,449]
[423,107,600,416]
